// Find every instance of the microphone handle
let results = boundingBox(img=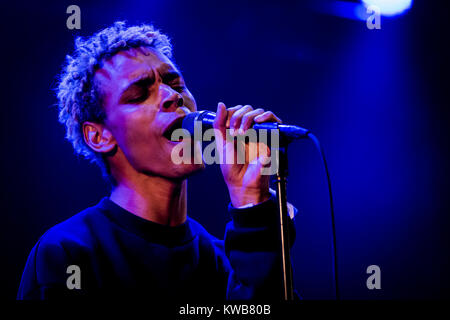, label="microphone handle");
[184,110,310,140]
